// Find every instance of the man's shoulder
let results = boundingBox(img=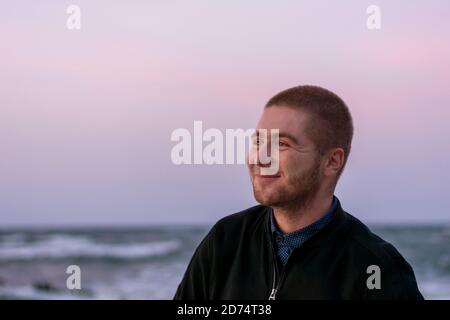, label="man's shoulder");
[343,213,415,274]
[208,204,269,241]
[342,212,422,299]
